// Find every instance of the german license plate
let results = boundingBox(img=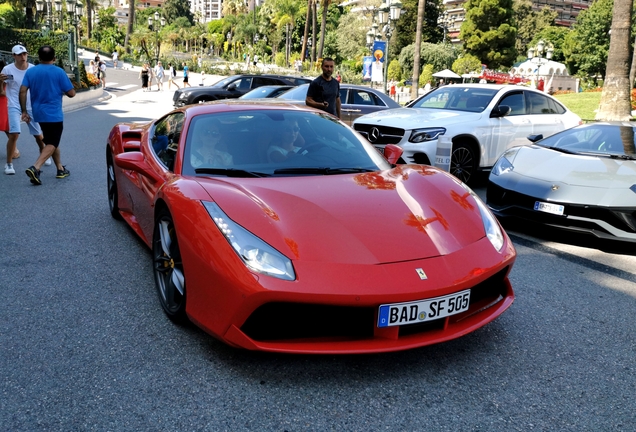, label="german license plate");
[377,290,471,328]
[534,201,564,216]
